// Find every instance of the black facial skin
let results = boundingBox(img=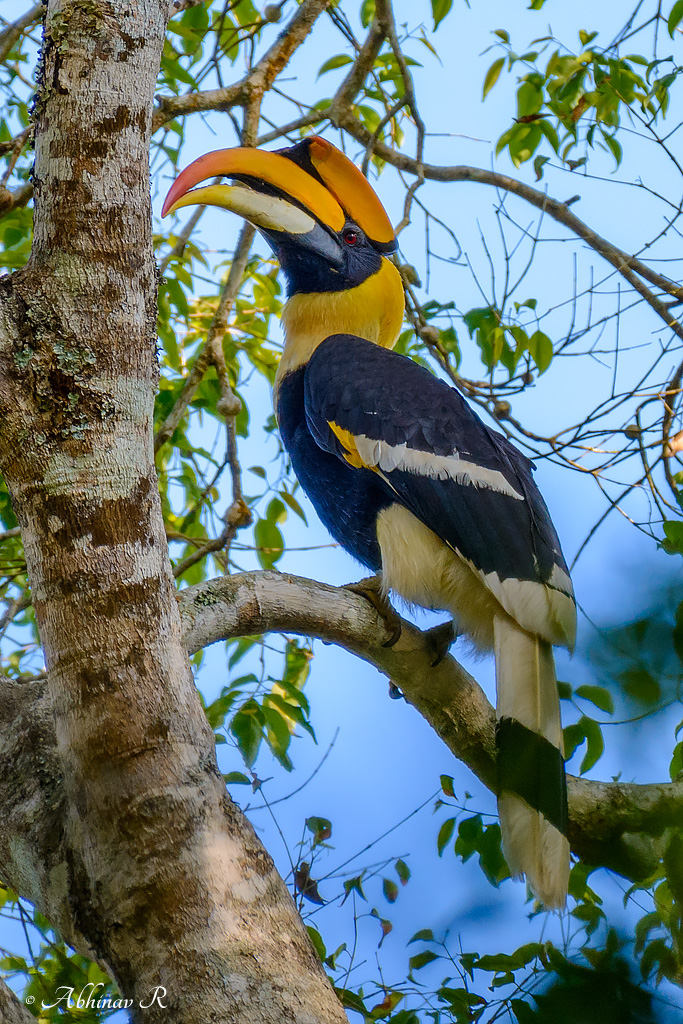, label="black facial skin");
[267,221,383,296]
